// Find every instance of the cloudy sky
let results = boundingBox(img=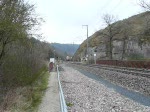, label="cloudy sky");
[29,0,143,44]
